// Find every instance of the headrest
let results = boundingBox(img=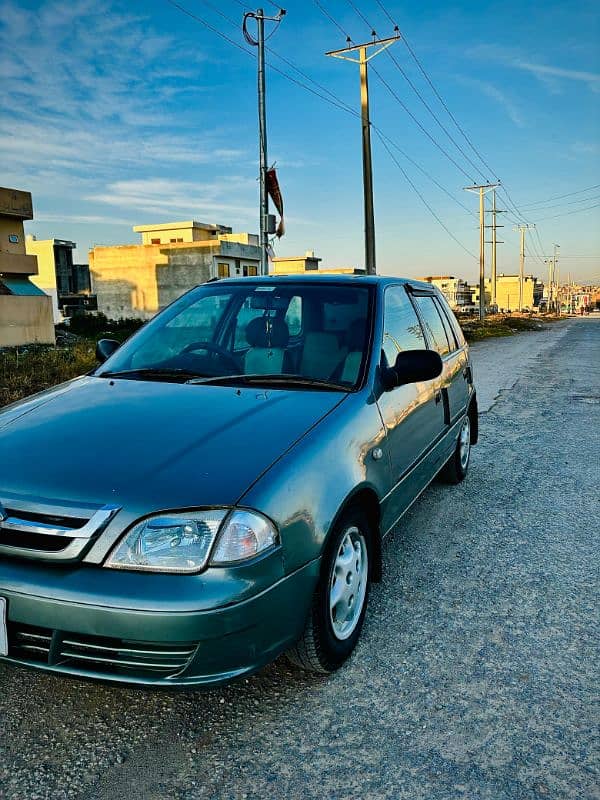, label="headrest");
[246,317,290,349]
[346,318,367,351]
